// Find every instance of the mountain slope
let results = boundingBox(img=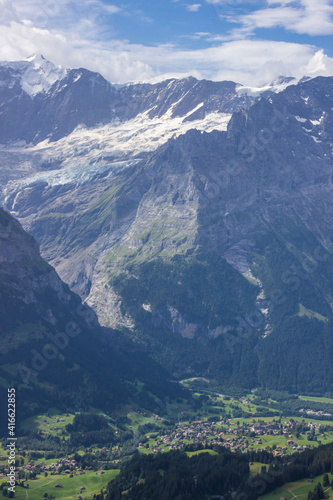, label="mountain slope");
[0,208,186,431]
[23,75,333,393]
[1,56,333,394]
